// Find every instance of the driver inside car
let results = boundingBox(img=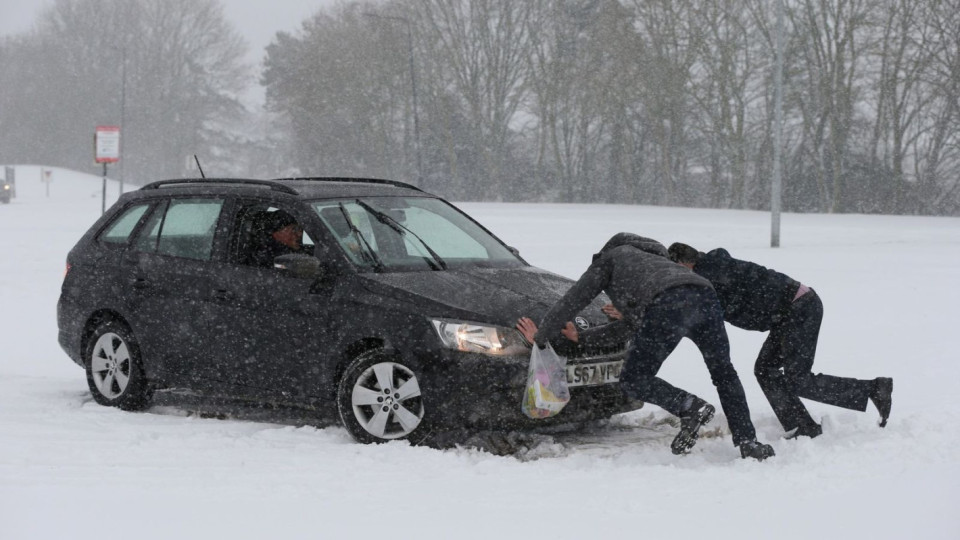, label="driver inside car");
[250,209,312,268]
